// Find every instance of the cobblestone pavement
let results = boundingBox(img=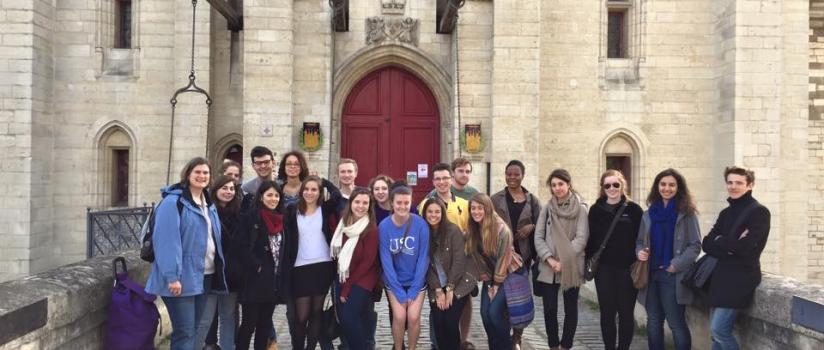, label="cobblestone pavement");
[162,293,647,350]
